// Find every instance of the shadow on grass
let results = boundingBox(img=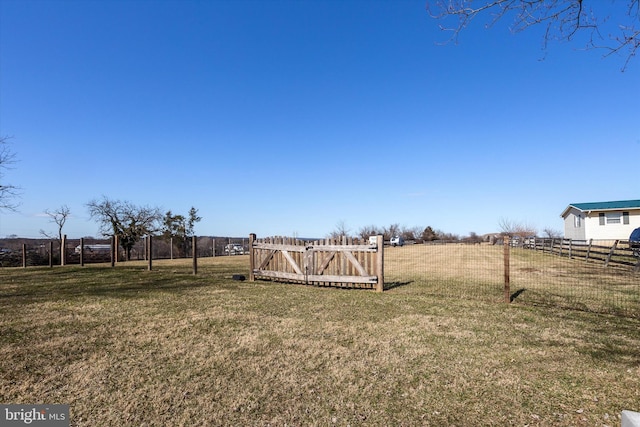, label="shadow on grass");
[384,281,413,291]
[510,288,527,302]
[0,265,243,304]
